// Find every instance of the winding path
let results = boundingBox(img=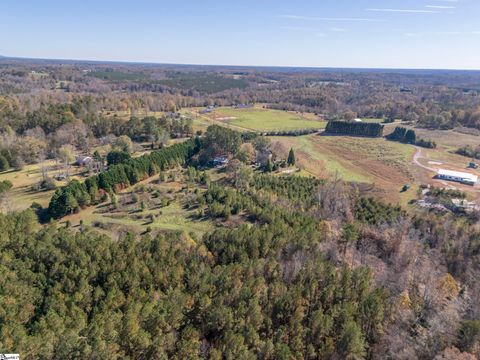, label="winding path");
[412,146,436,172]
